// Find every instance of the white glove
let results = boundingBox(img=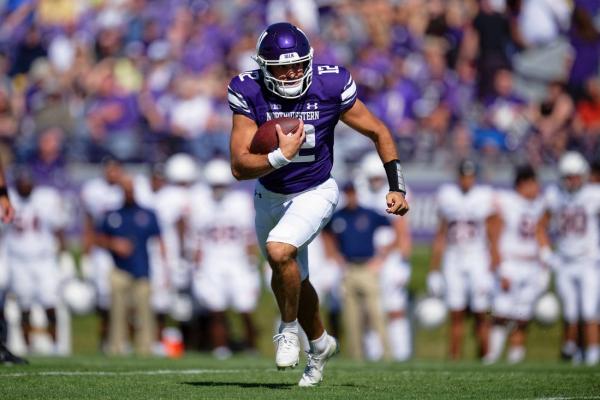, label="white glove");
[427,270,445,298]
